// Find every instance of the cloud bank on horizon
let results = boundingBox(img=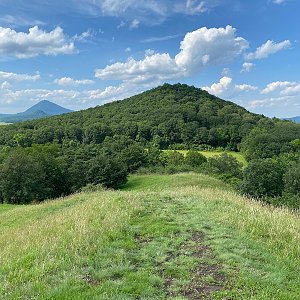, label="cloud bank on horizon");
[0,0,299,118]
